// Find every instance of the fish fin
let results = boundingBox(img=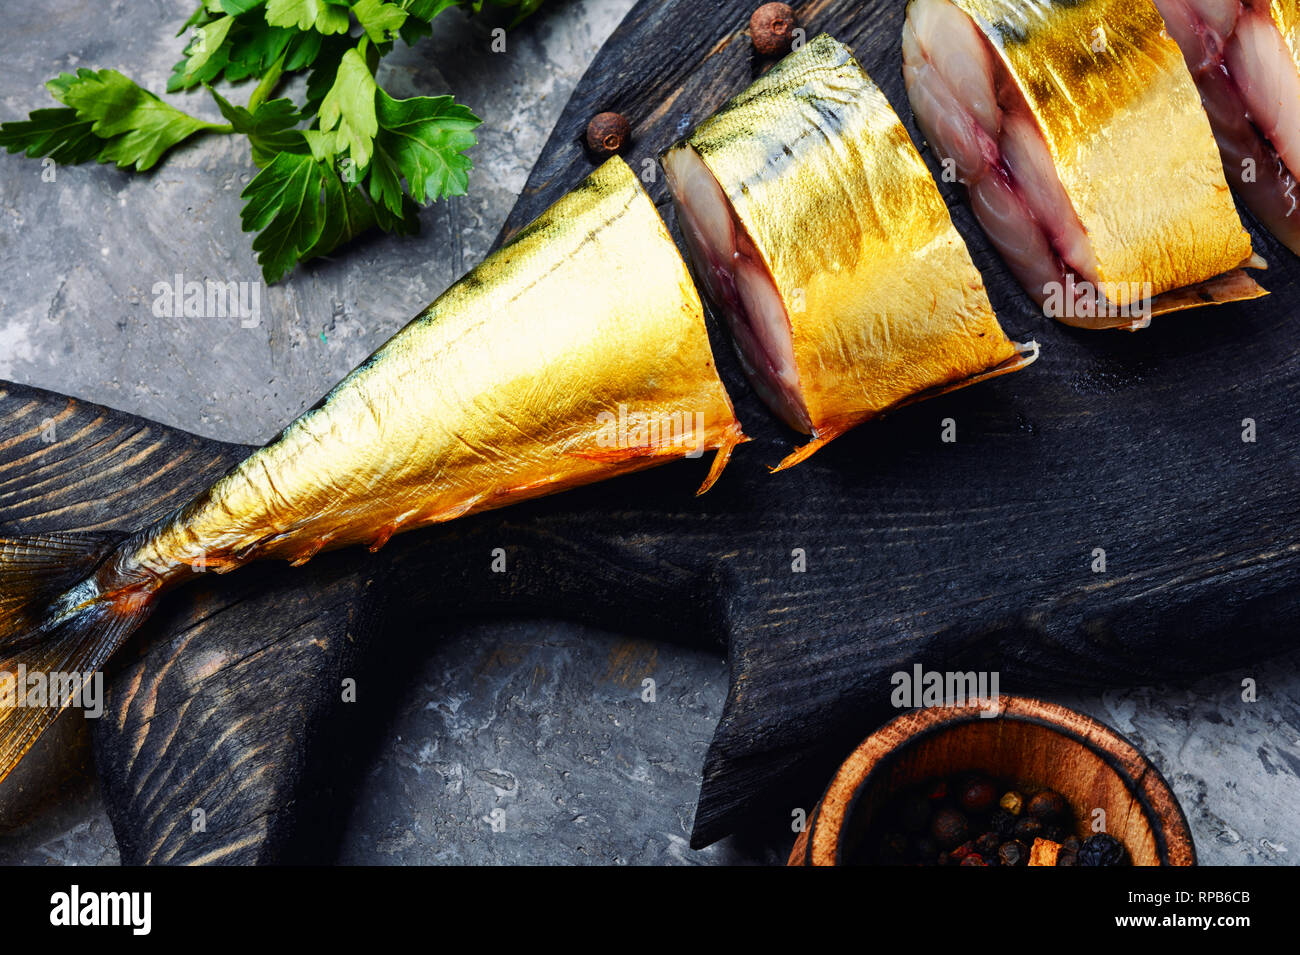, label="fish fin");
[0,532,155,786]
[1146,270,1269,321]
[571,424,748,494]
[291,536,331,565]
[770,341,1041,473]
[425,497,482,524]
[880,339,1041,421]
[770,429,843,474]
[696,424,749,495]
[891,340,1042,409]
[367,525,396,554]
